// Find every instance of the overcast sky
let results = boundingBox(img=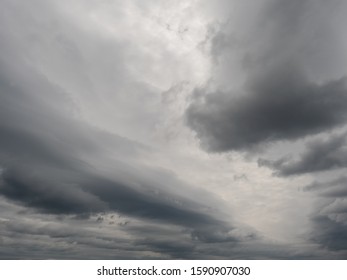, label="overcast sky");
[1,0,347,259]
